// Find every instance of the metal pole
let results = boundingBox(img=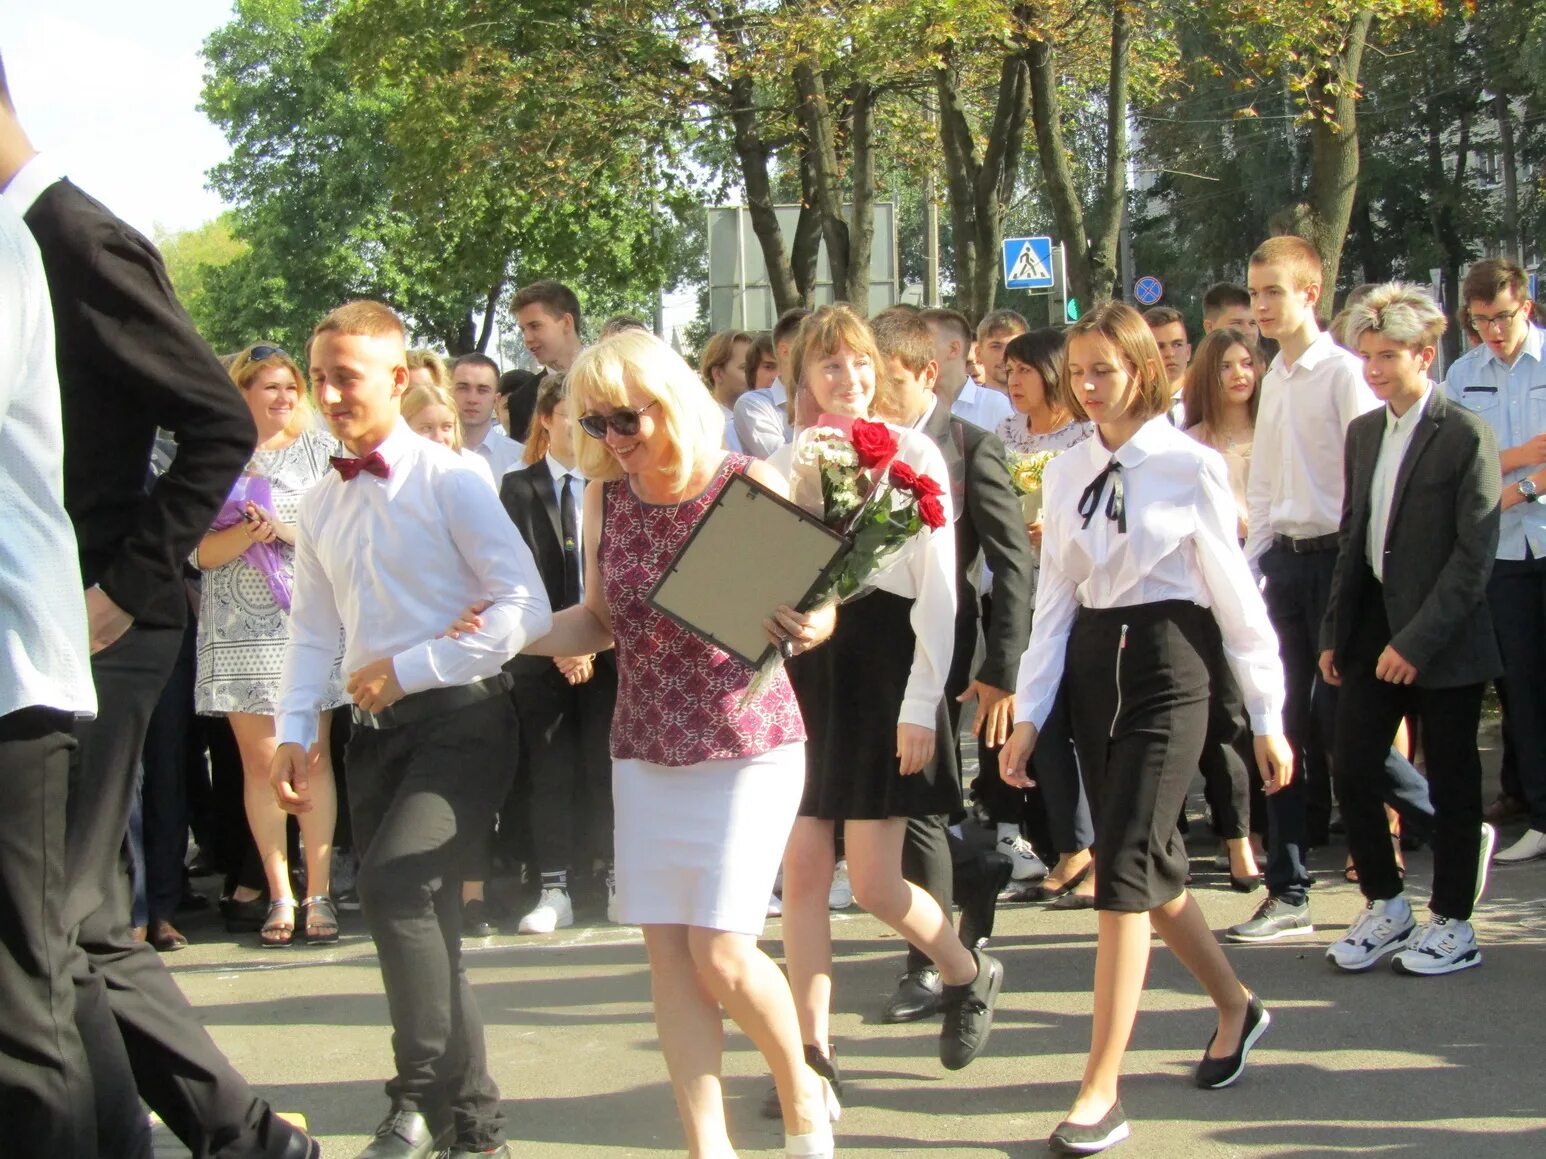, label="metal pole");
[735,207,748,330]
[1057,244,1068,325]
[924,105,940,306]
